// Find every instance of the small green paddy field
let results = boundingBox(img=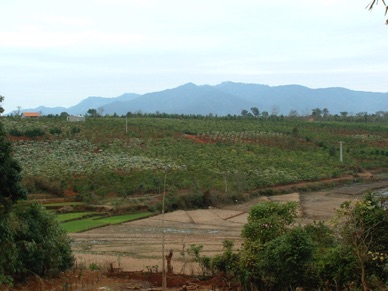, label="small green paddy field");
[58,212,154,233]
